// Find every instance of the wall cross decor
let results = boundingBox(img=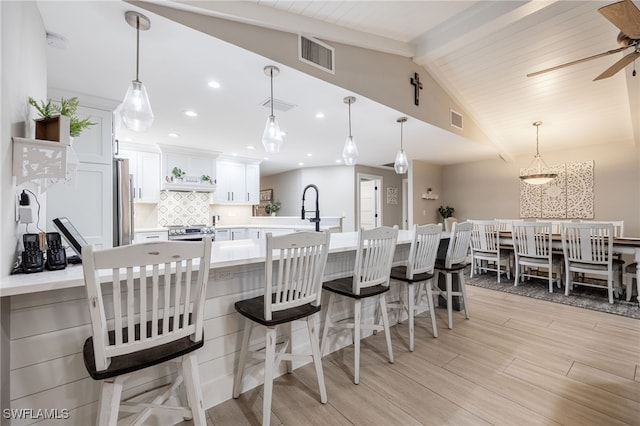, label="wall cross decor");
[410,73,423,106]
